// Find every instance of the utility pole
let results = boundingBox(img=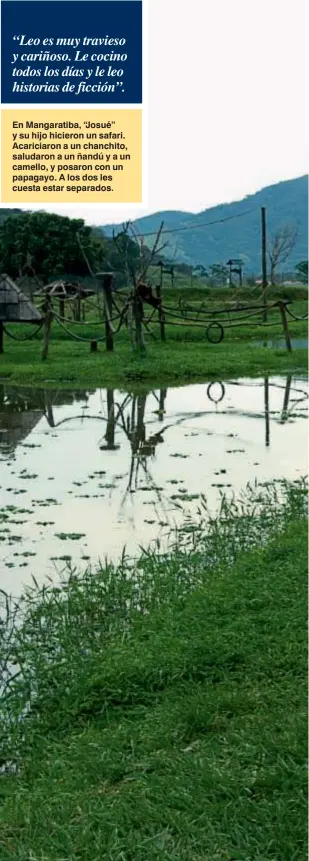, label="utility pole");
[261,207,268,323]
